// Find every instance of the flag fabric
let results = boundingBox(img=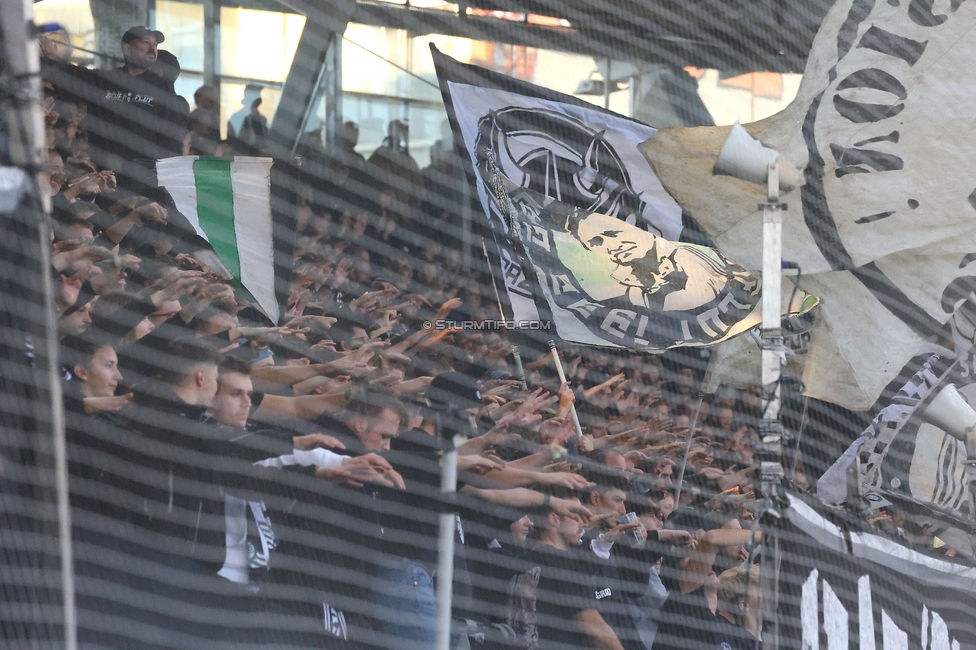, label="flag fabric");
[784,493,976,640]
[856,354,976,557]
[816,354,944,507]
[156,156,278,322]
[488,173,763,349]
[639,0,976,409]
[432,47,767,350]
